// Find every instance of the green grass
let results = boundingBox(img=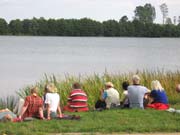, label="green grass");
[0,109,180,135]
[1,70,180,134]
